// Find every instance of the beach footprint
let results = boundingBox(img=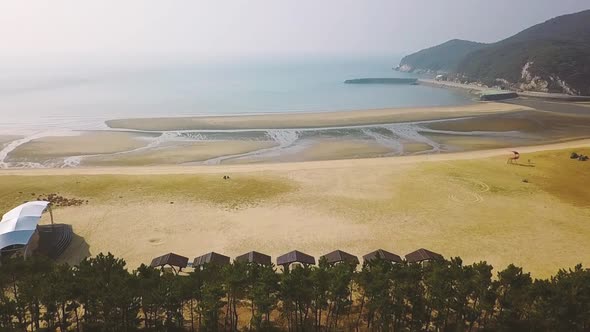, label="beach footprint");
[447,177,489,204]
